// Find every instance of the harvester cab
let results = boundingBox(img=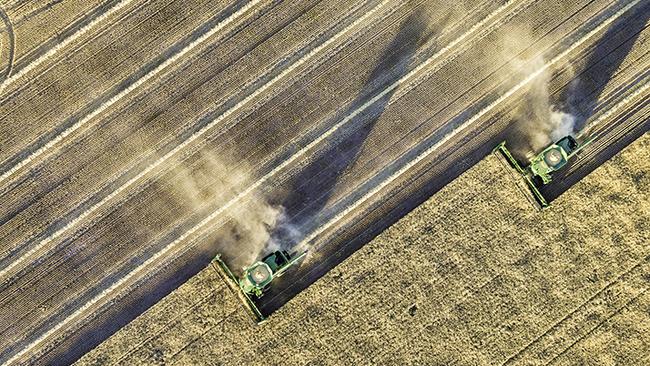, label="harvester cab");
[495,135,590,208]
[528,135,579,185]
[239,250,302,298]
[212,250,307,323]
